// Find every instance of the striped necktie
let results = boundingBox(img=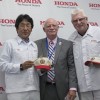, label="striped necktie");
[47,41,55,82]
